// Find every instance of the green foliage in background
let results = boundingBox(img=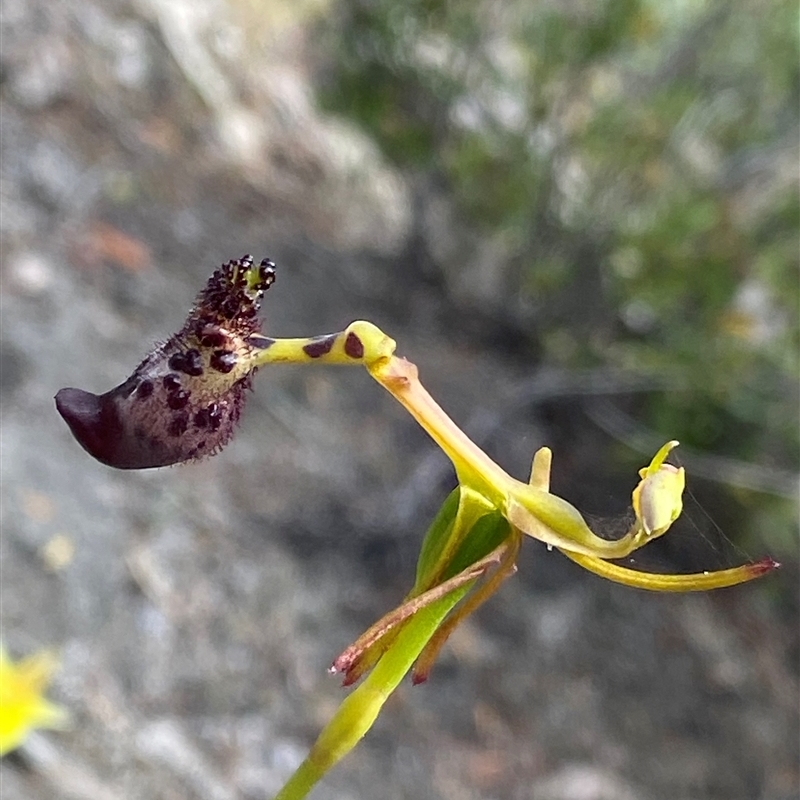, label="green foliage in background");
[317,0,799,553]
